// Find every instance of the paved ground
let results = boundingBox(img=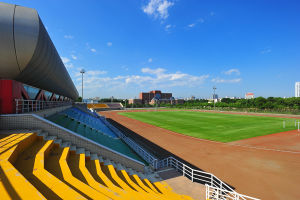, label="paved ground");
[157,167,205,200]
[100,110,300,200]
